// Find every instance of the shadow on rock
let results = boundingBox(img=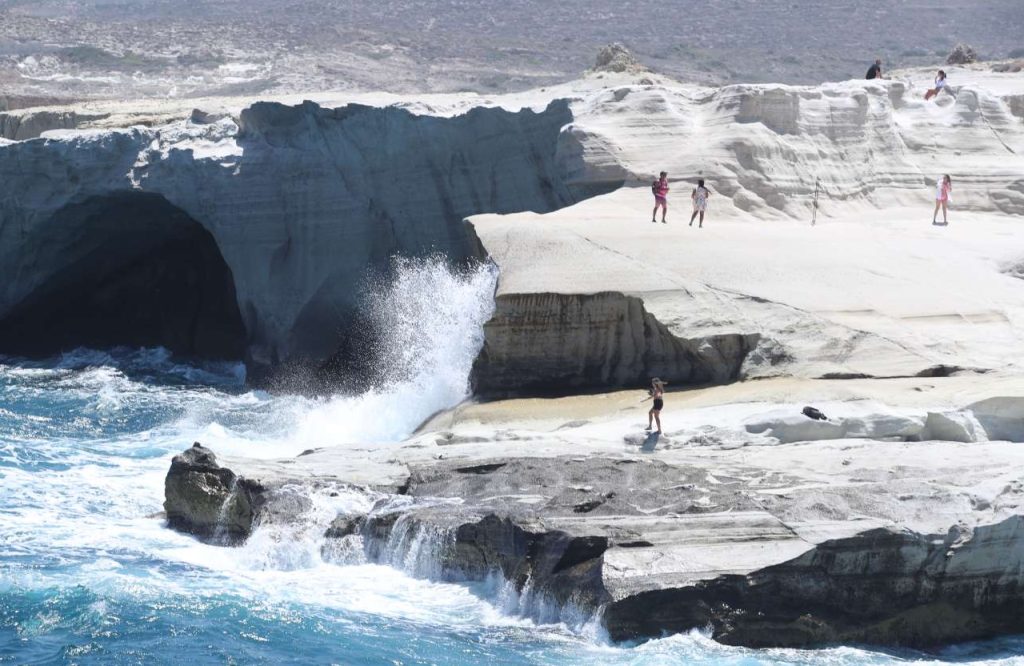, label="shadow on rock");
[641,431,661,452]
